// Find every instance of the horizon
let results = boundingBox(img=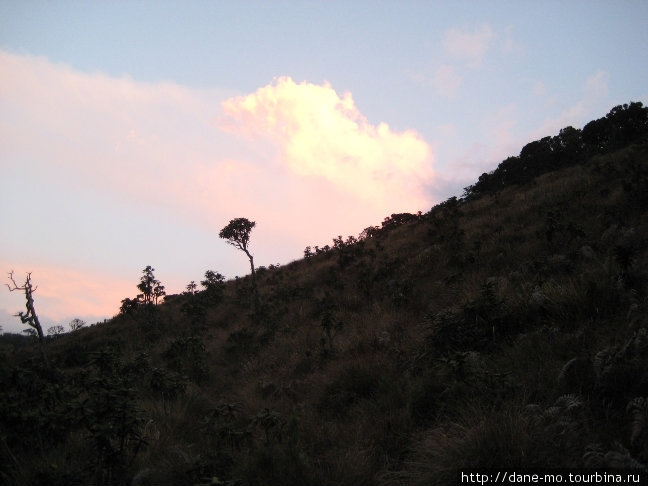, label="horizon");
[1,1,647,334]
